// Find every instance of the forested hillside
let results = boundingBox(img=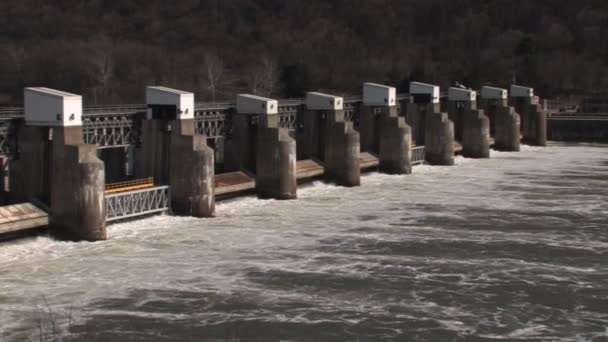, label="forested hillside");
[0,0,607,104]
